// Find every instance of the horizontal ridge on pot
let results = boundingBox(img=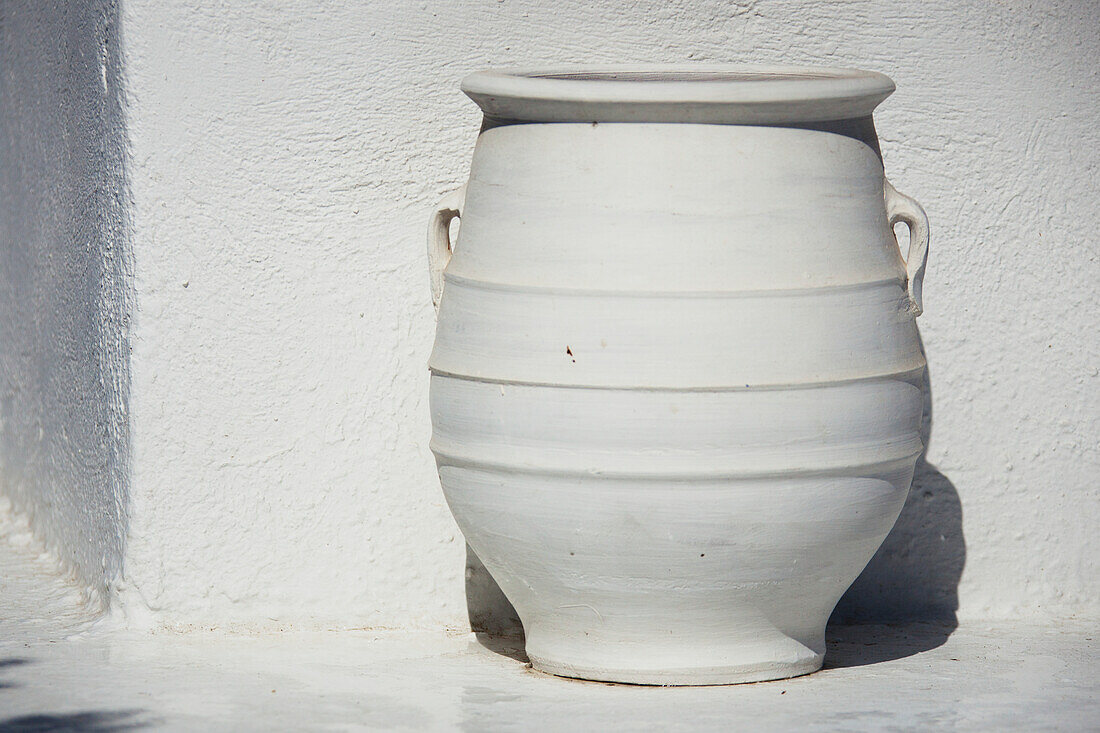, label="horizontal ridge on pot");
[430,378,923,478]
